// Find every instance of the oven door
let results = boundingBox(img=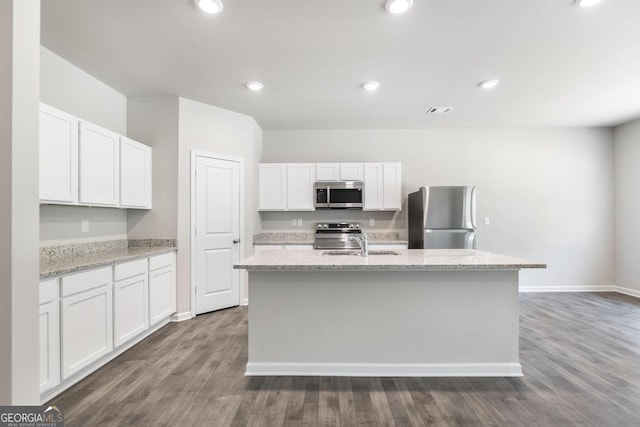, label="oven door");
[328,182,363,209]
